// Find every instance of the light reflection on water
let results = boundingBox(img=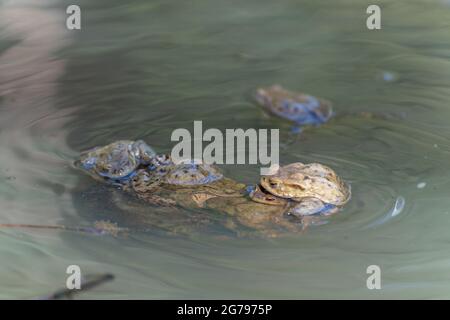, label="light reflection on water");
[1,0,450,299]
